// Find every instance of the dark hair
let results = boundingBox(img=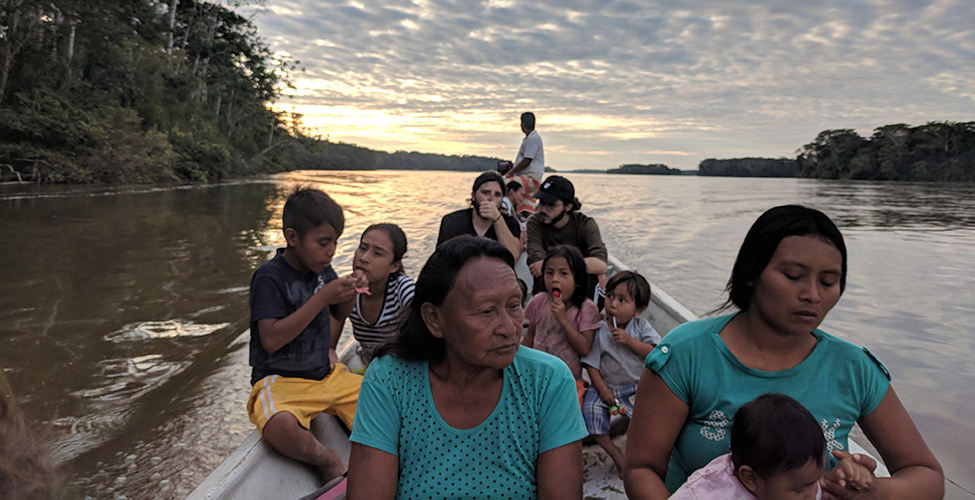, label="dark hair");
[381,235,516,362]
[542,245,589,308]
[506,180,523,192]
[731,393,826,478]
[521,112,535,131]
[282,186,345,238]
[361,223,408,277]
[605,270,651,309]
[470,171,507,208]
[724,205,847,311]
[0,395,56,500]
